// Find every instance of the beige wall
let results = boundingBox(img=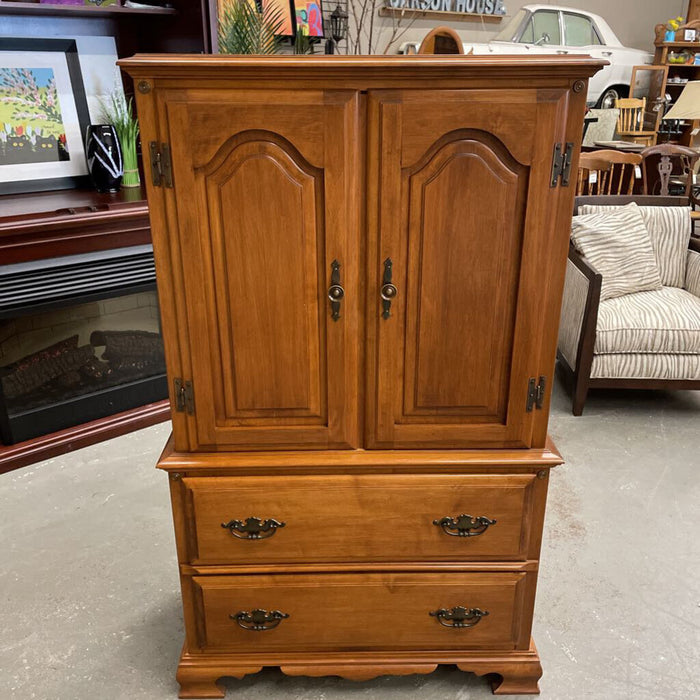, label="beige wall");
[372,0,686,54]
